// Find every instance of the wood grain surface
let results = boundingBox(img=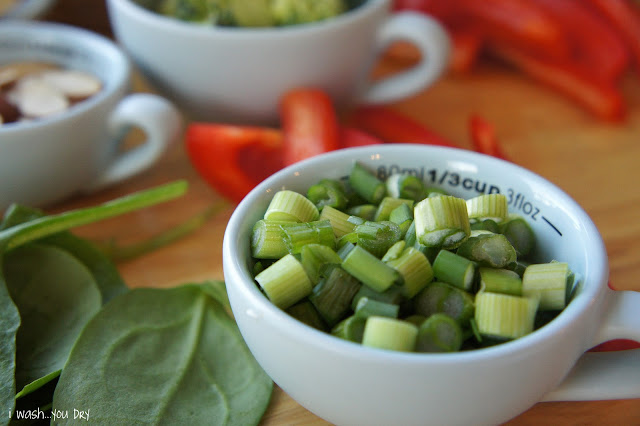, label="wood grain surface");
[28,0,640,424]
